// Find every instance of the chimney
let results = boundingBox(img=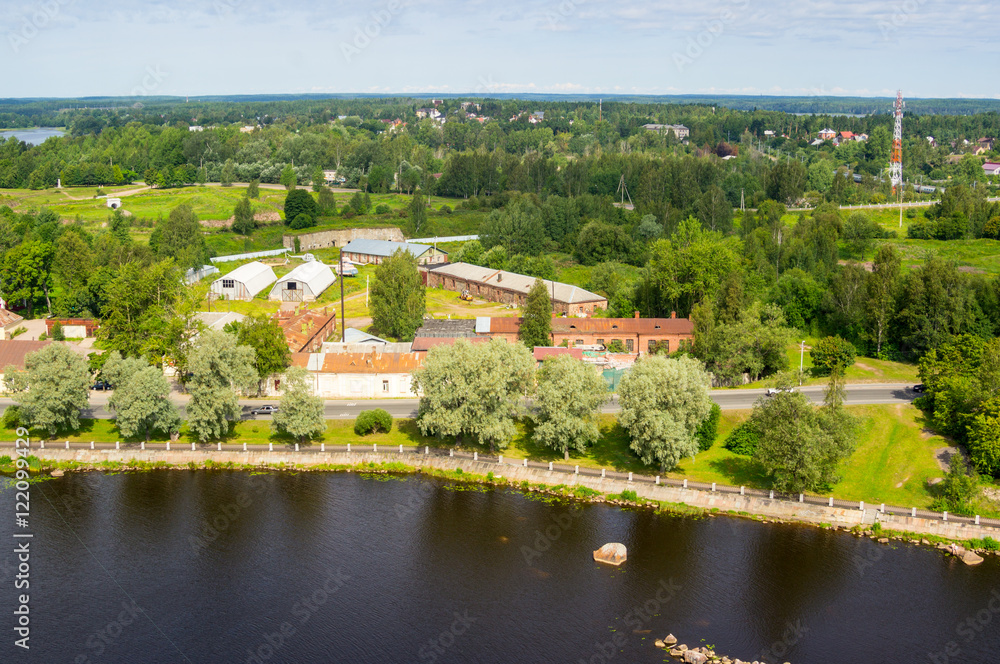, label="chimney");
[670,311,677,319]
[634,311,640,319]
[497,273,502,282]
